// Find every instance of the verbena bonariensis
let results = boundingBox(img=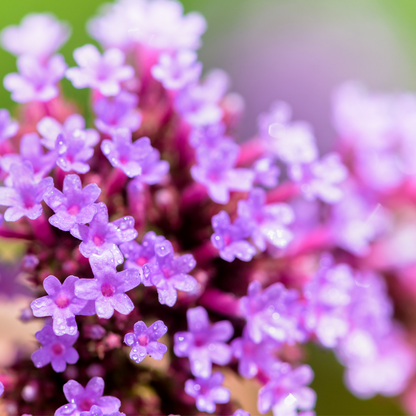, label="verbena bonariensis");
[0,2,416,415]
